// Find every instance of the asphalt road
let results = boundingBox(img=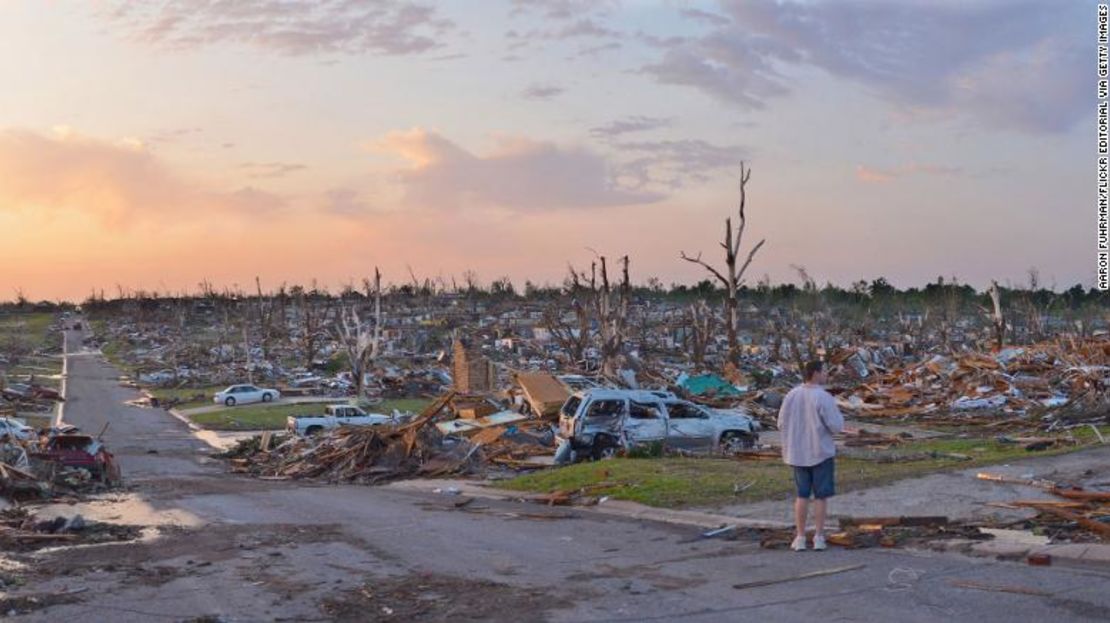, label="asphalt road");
[25,327,1110,622]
